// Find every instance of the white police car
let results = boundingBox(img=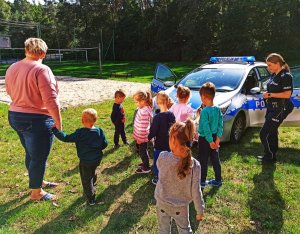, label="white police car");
[151,57,300,143]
